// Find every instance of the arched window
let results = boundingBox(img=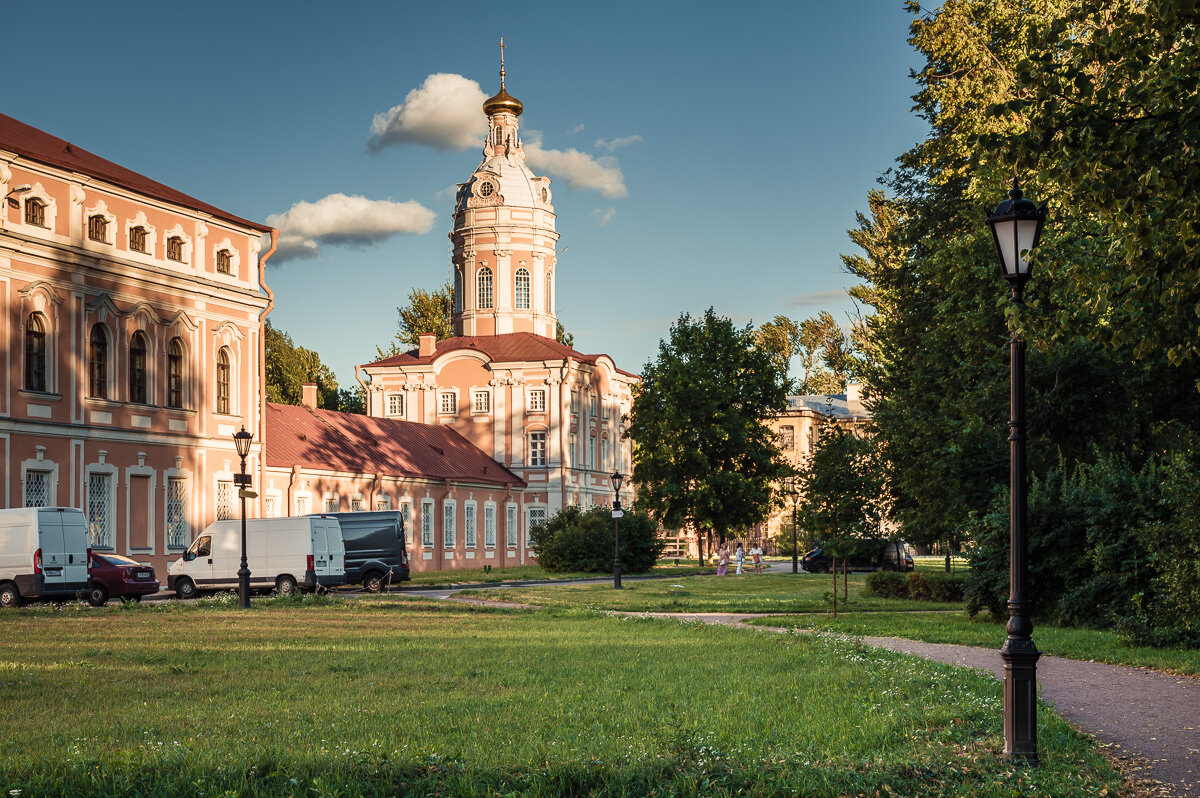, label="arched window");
[477,267,493,309]
[216,249,232,274]
[129,226,148,253]
[129,332,148,404]
[545,271,552,313]
[167,338,184,409]
[24,197,46,227]
[216,348,231,414]
[166,236,184,262]
[453,271,463,315]
[25,313,47,392]
[87,215,108,242]
[515,268,530,309]
[88,324,108,399]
